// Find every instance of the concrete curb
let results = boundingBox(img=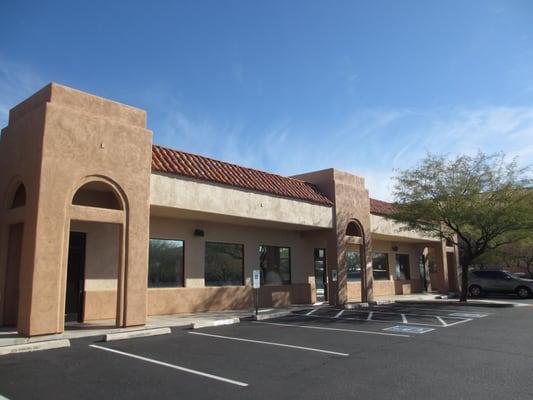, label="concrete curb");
[105,327,171,342]
[372,300,396,305]
[192,318,240,329]
[344,300,396,309]
[252,310,292,320]
[0,339,70,356]
[394,300,518,308]
[344,303,370,309]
